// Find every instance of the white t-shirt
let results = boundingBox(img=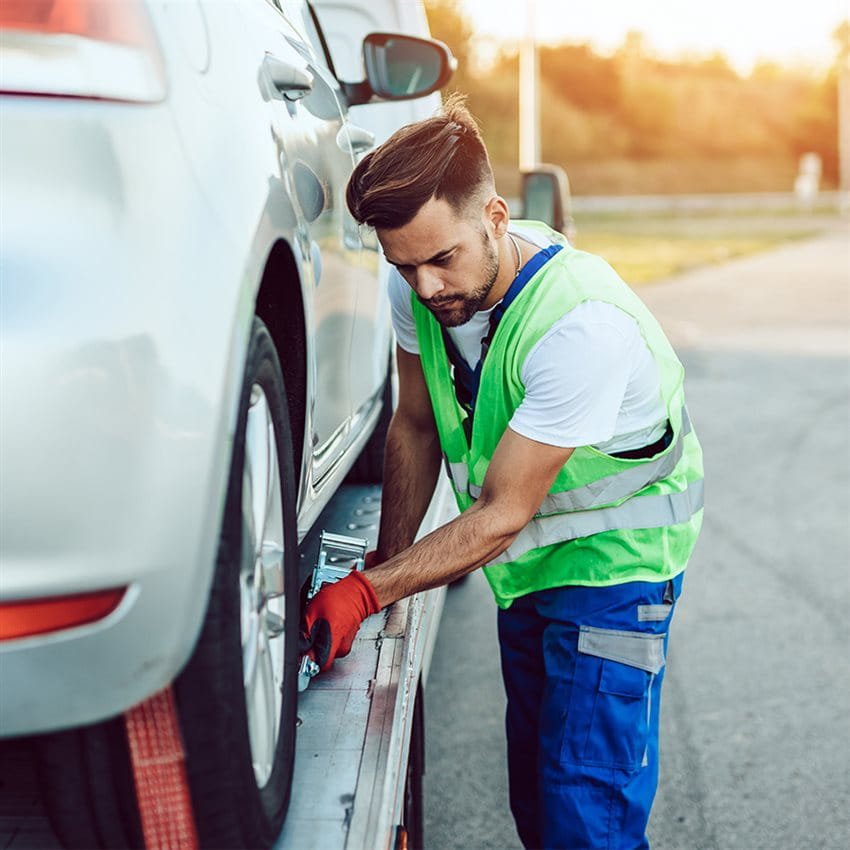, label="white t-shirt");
[388,226,668,454]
